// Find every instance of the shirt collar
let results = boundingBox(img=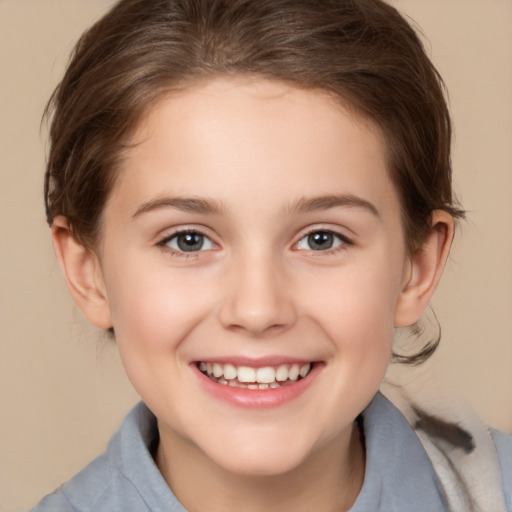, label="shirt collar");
[112,393,447,512]
[349,392,447,511]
